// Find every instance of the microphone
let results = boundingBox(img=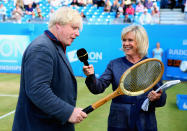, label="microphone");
[76,48,89,66]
